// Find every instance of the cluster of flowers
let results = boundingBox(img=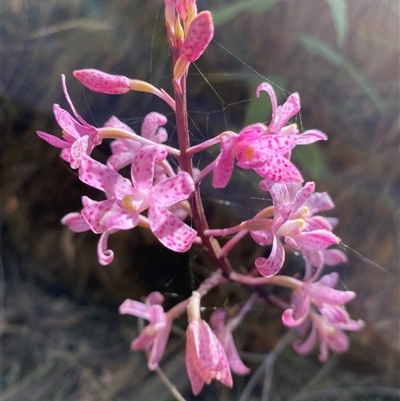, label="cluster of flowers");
[37,0,363,396]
